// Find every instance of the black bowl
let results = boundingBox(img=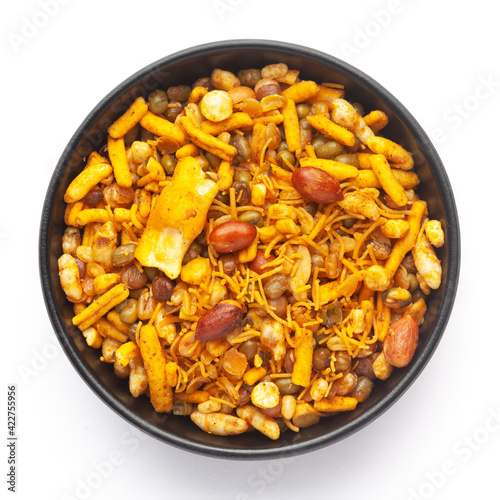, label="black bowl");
[39,39,460,459]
